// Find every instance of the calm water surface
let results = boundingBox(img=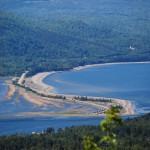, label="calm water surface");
[44,63,150,113]
[0,63,149,135]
